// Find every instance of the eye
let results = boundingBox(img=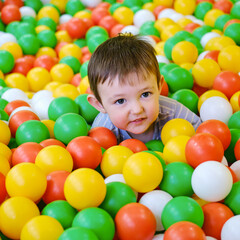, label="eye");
[115,99,126,105]
[141,92,151,98]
